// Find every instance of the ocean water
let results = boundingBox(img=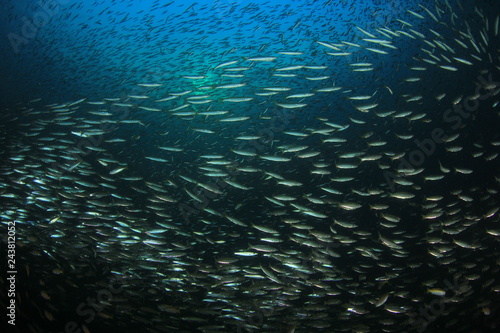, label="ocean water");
[1,0,500,332]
